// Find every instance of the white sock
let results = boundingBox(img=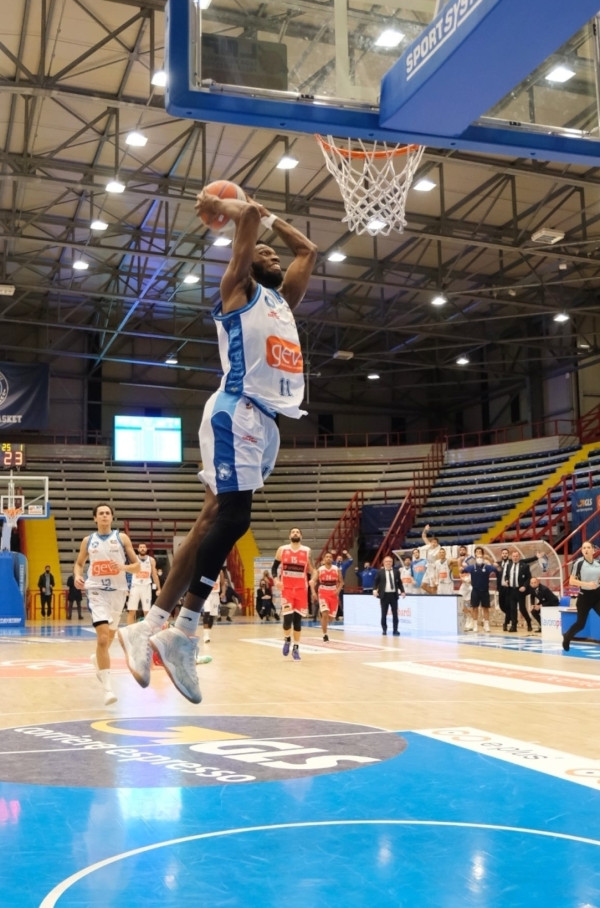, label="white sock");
[146,606,171,629]
[174,606,201,634]
[98,668,113,692]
